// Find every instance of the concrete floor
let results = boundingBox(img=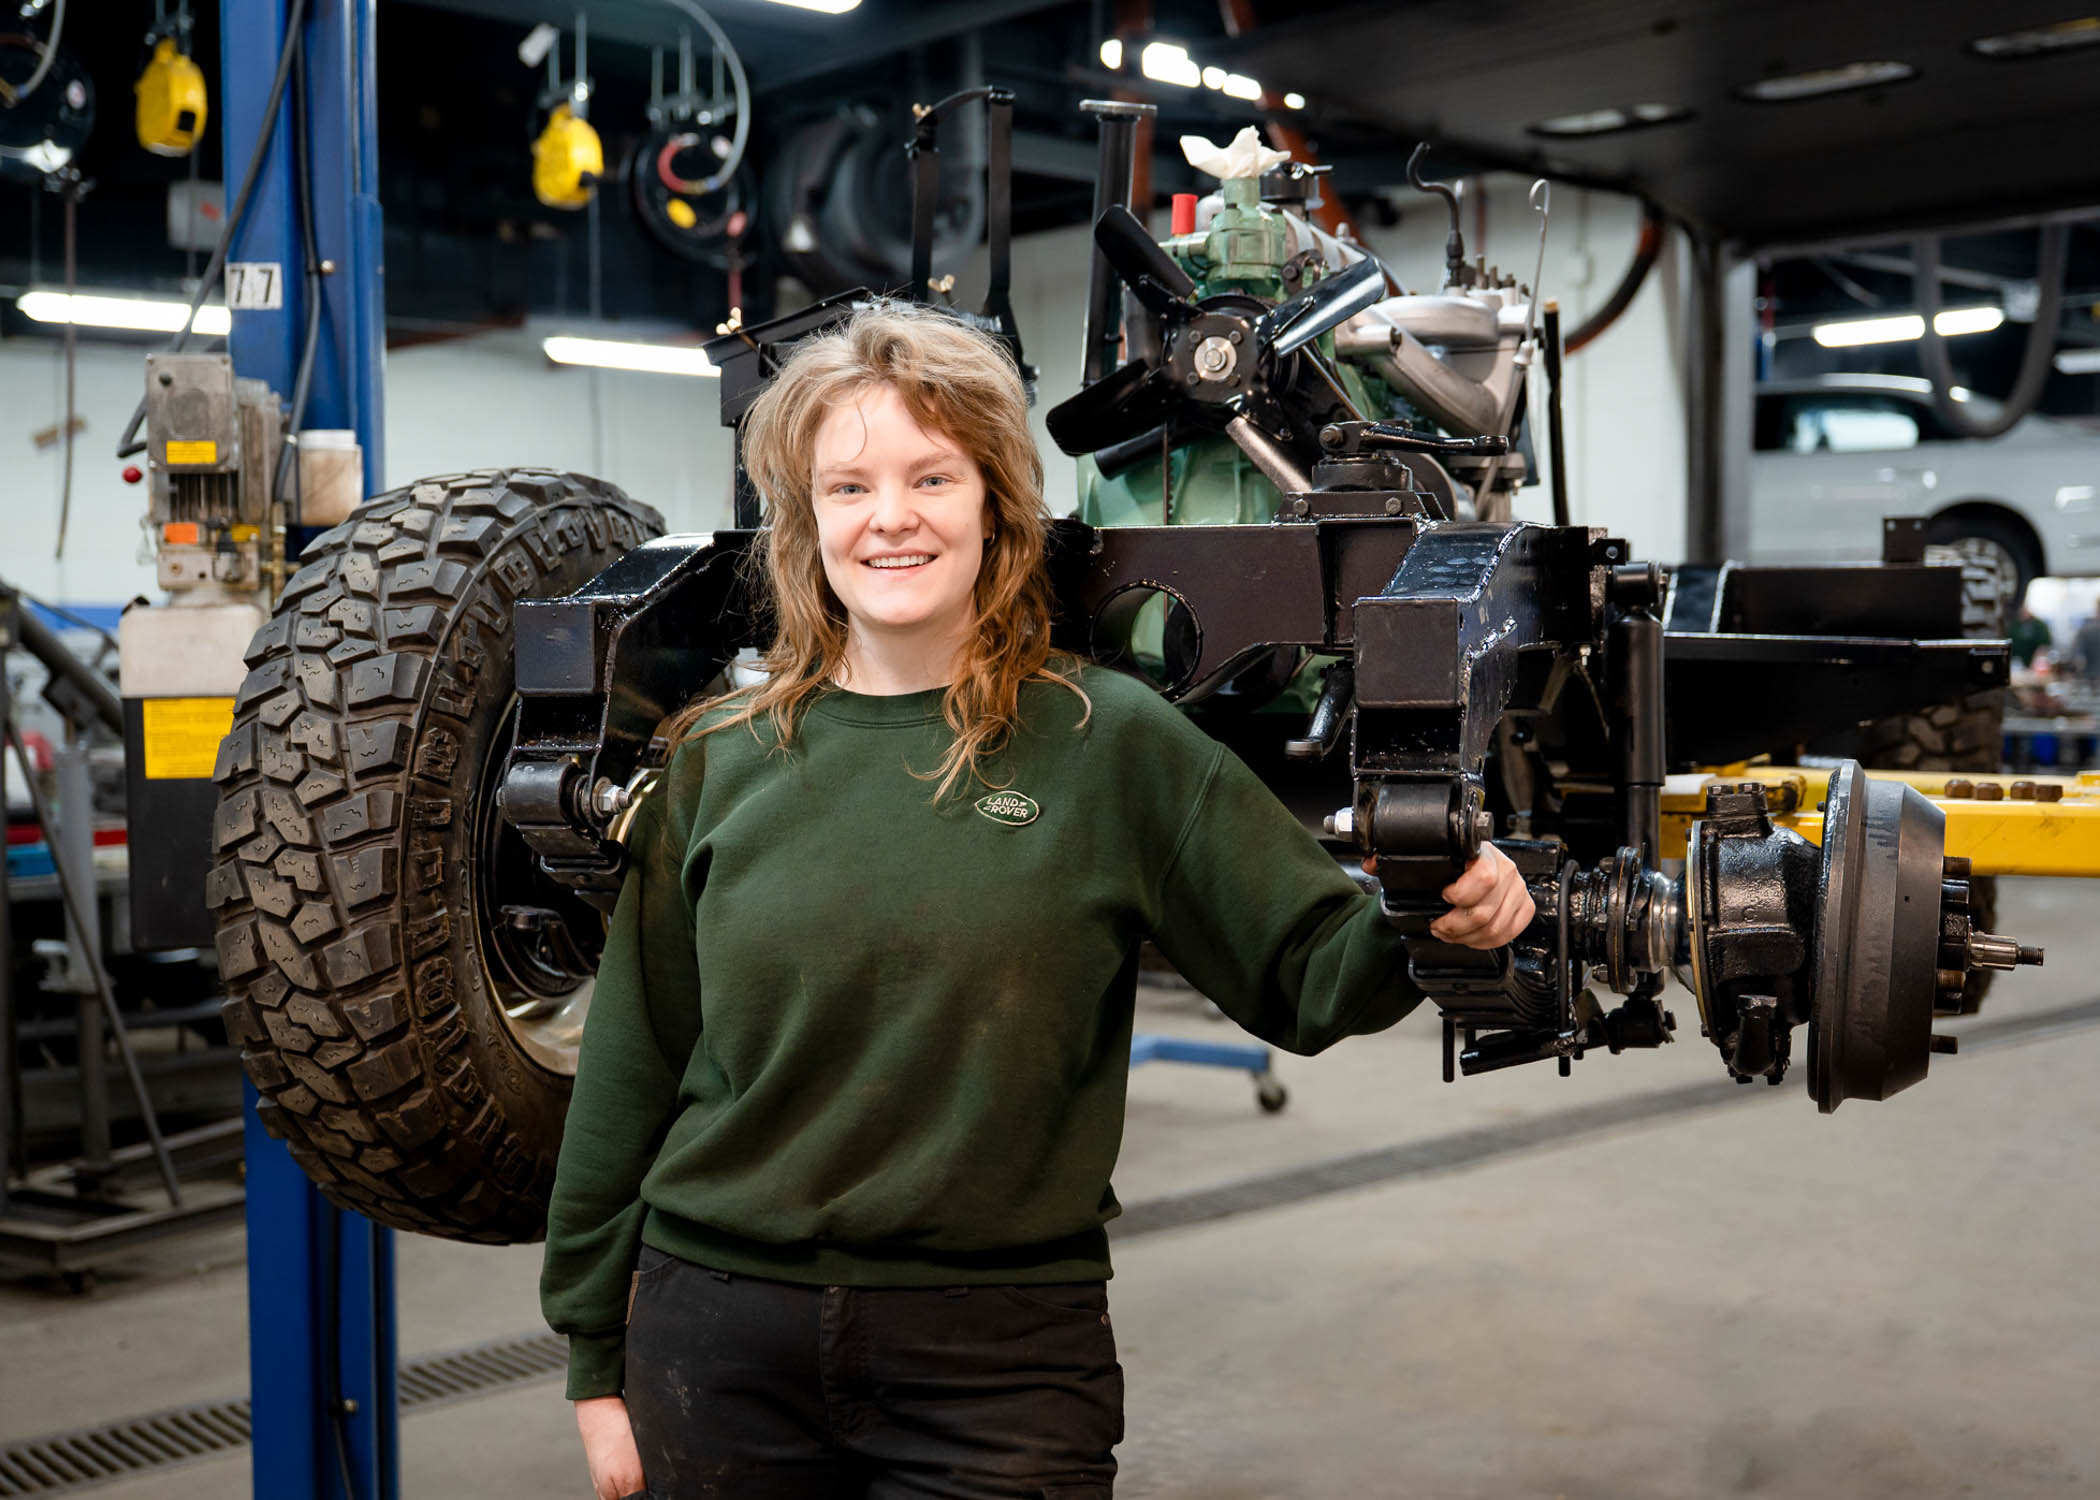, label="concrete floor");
[4,875,2097,1498]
